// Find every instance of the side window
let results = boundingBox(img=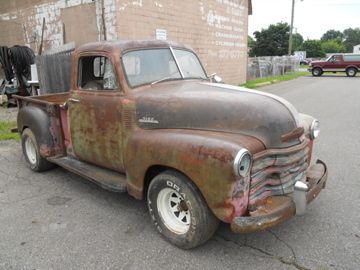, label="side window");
[330,55,341,63]
[343,55,360,62]
[78,56,119,90]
